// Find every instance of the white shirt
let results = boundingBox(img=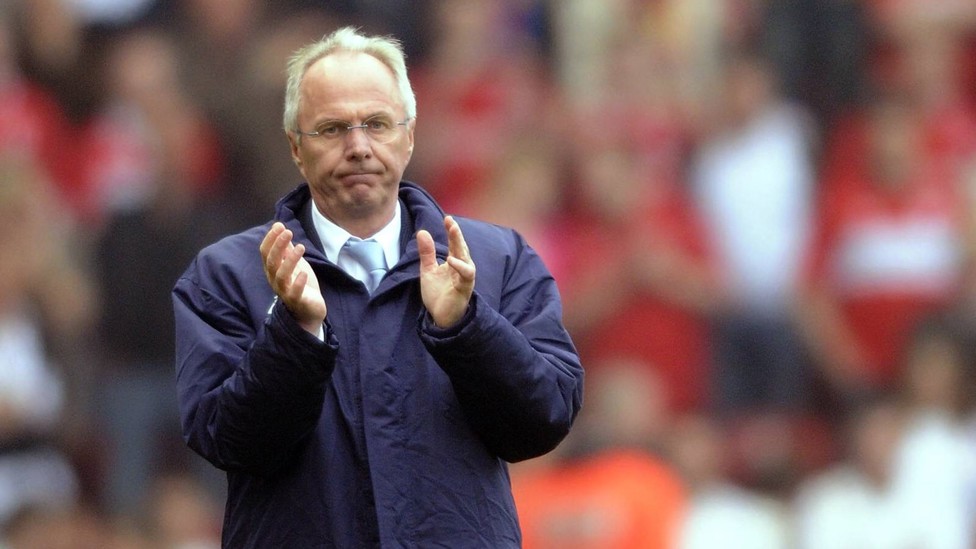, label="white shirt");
[678,484,789,549]
[892,411,976,549]
[0,311,64,428]
[693,103,814,312]
[302,201,402,340]
[794,466,932,549]
[310,200,402,285]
